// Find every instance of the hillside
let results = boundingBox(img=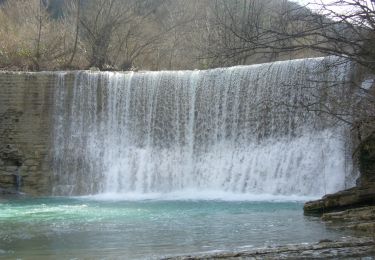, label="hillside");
[0,0,322,71]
